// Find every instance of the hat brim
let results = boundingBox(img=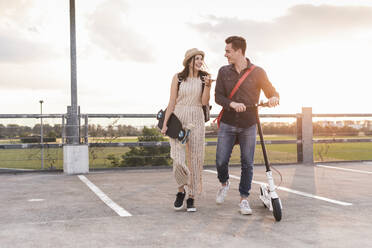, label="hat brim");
[183,50,205,67]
